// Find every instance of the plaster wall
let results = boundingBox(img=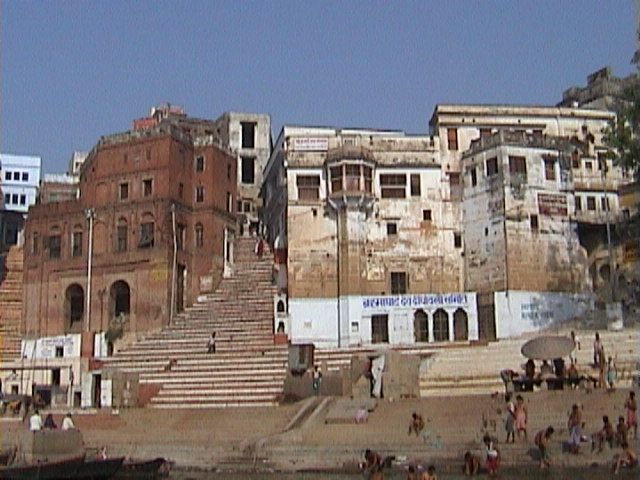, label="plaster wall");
[463,140,589,293]
[289,292,478,348]
[494,290,594,338]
